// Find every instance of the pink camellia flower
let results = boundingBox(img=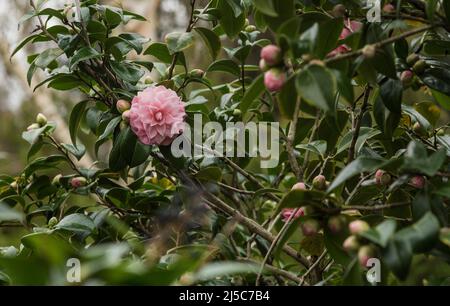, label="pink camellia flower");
[129,86,186,146]
[260,44,282,66]
[328,19,363,57]
[281,207,305,222]
[264,69,286,92]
